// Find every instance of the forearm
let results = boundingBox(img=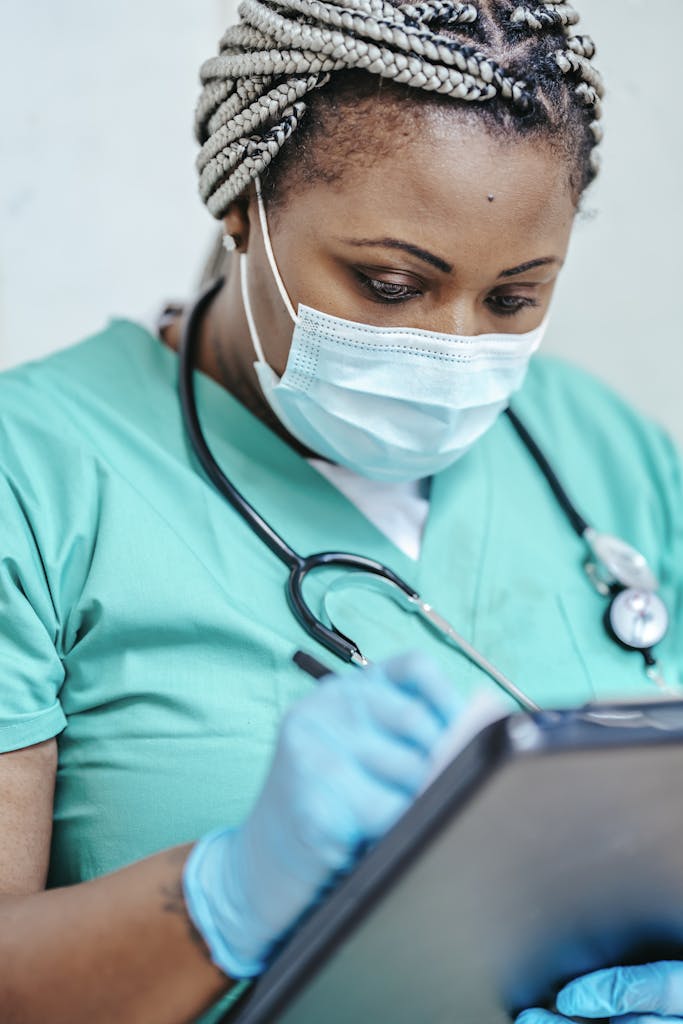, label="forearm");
[0,843,234,1024]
